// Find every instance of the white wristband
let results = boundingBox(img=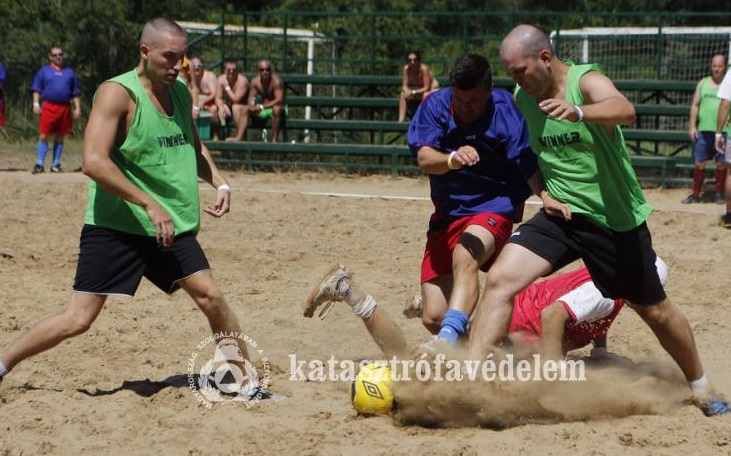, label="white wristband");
[218,184,231,191]
[258,104,264,111]
[573,105,584,122]
[33,102,40,107]
[193,106,200,111]
[717,132,724,139]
